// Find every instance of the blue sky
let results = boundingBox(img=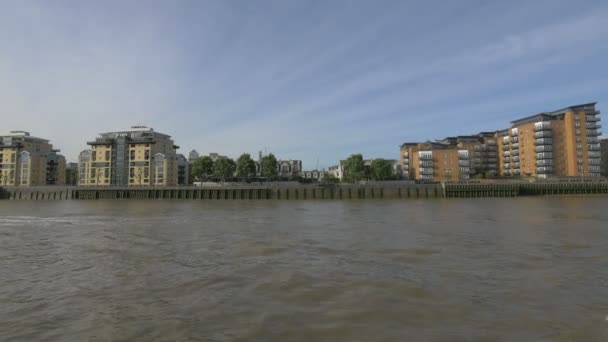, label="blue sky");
[1,0,607,168]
